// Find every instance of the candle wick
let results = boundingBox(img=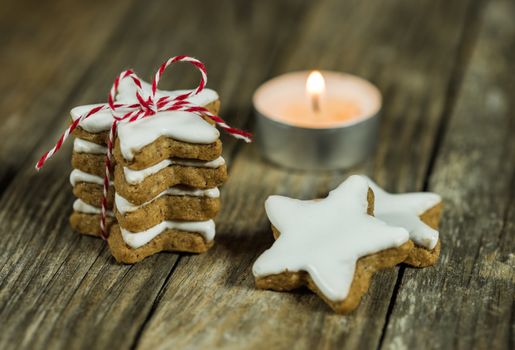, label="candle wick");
[312,94,320,114]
